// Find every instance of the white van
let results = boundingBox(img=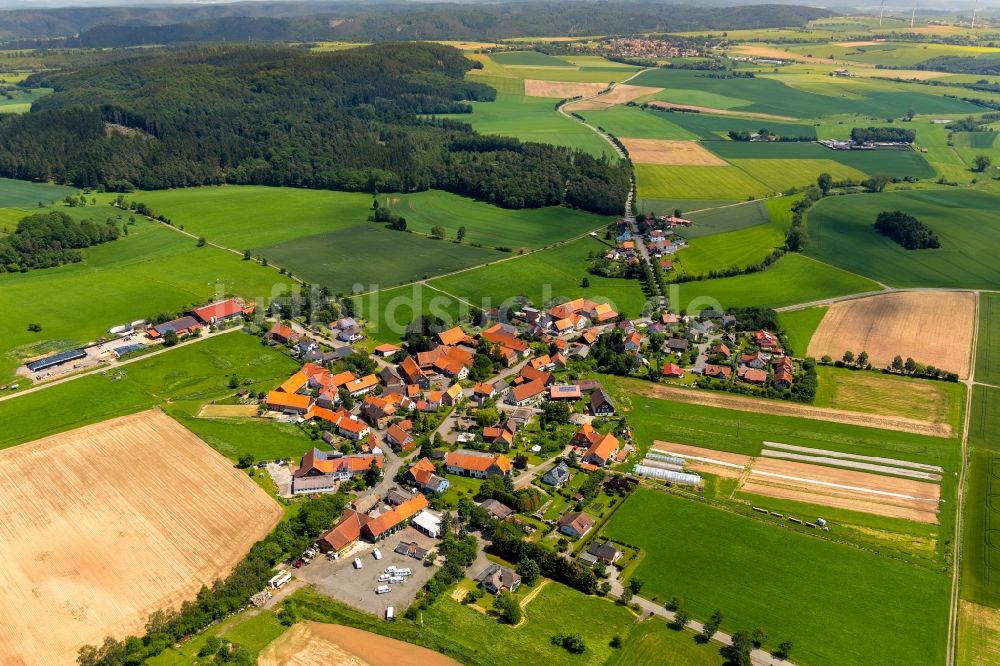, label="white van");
[397,567,412,576]
[386,606,395,620]
[373,548,383,560]
[378,573,392,582]
[389,575,404,584]
[353,557,363,570]
[375,585,391,594]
